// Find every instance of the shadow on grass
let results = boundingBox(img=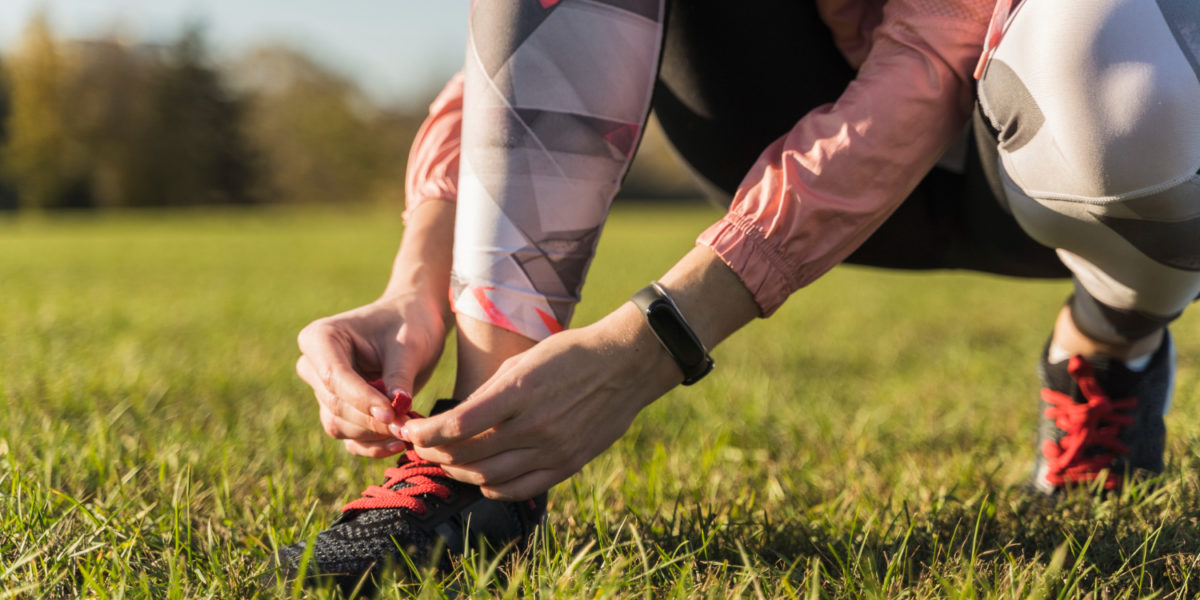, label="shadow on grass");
[602,477,1200,597]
